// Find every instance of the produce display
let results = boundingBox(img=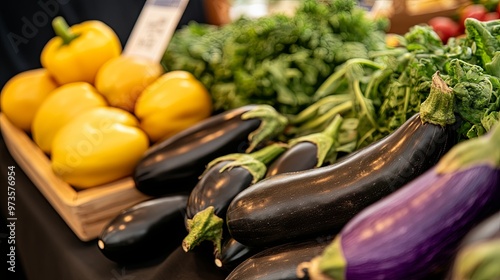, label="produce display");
[0,17,214,189]
[299,122,500,280]
[1,0,500,279]
[428,0,500,43]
